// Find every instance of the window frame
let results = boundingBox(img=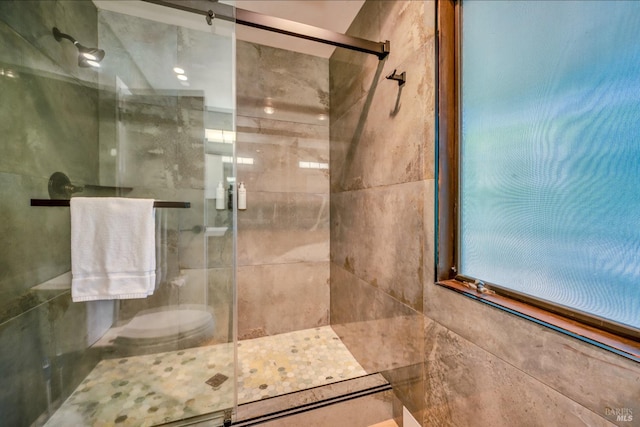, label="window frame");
[435,0,640,362]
